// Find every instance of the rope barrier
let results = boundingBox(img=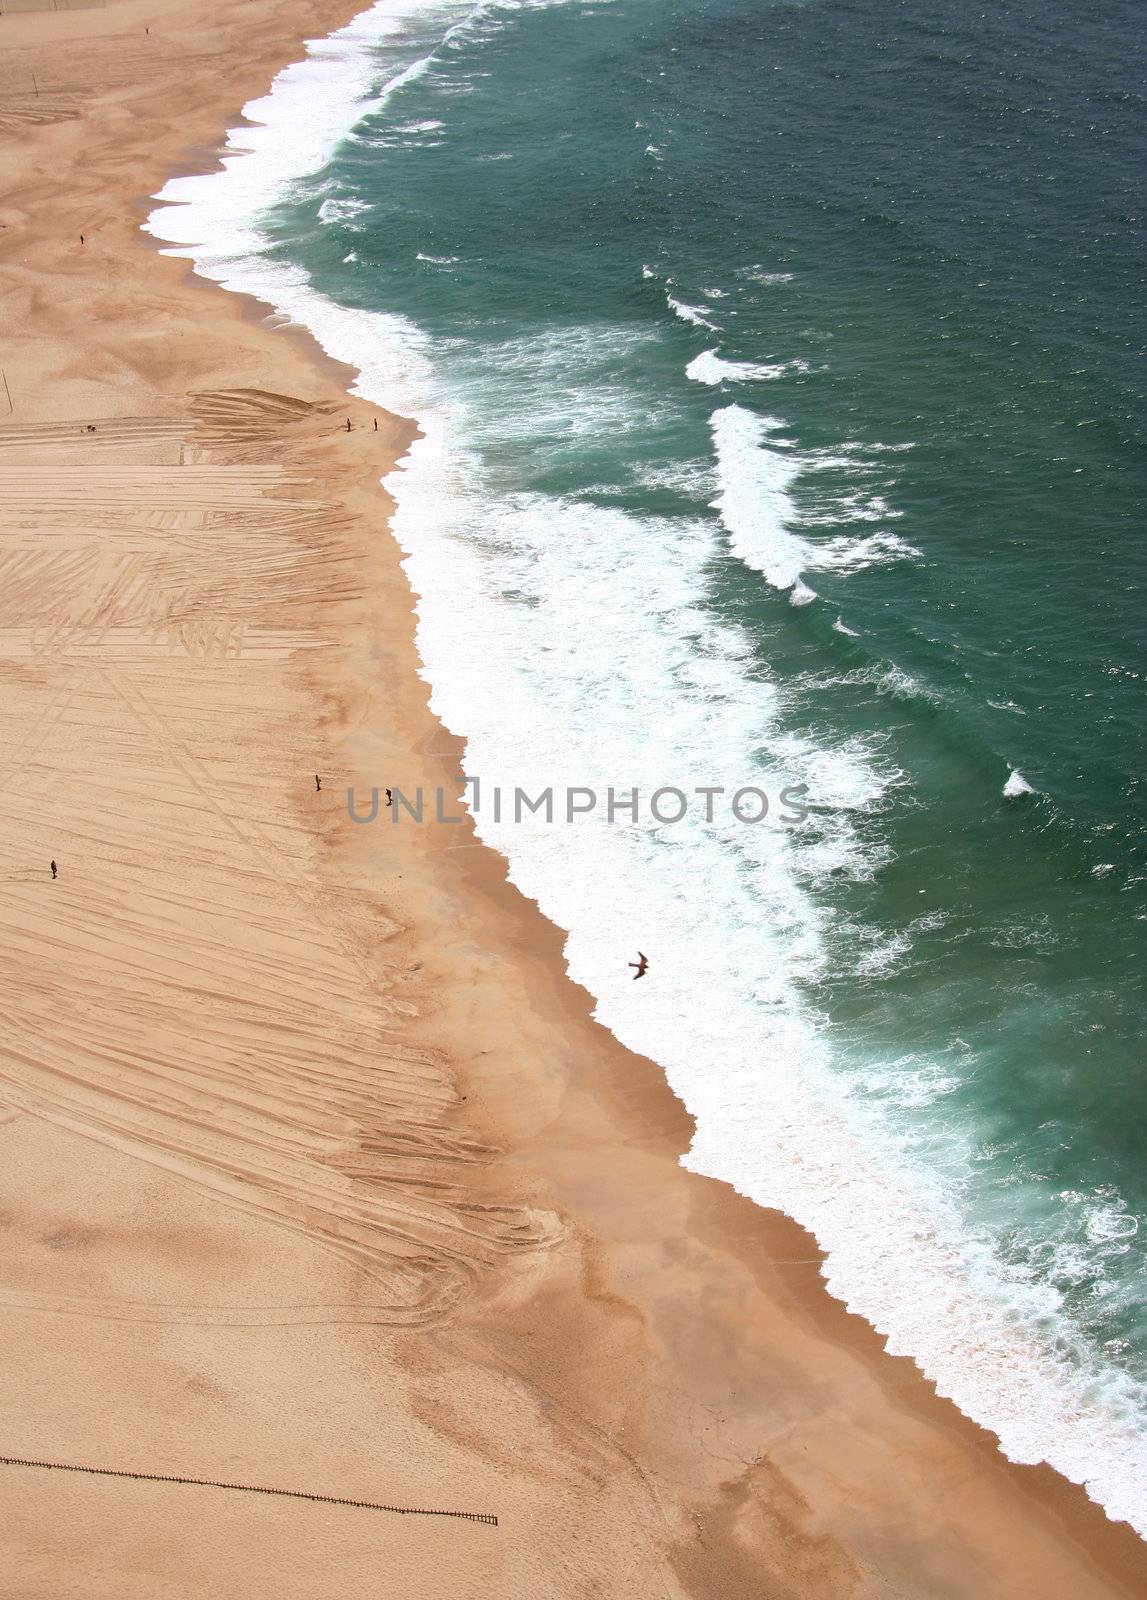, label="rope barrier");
[0,1455,497,1526]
